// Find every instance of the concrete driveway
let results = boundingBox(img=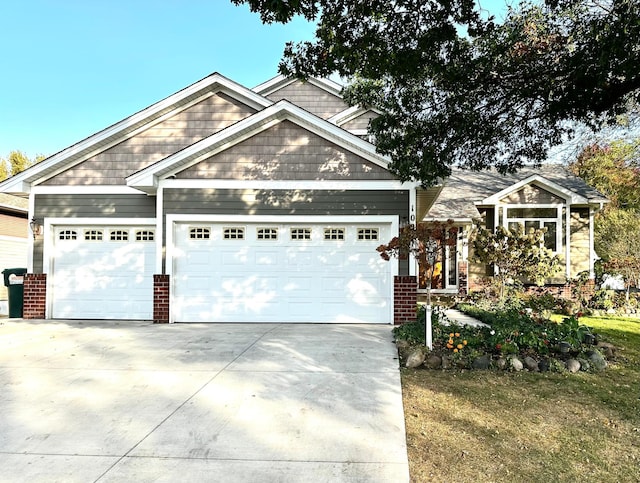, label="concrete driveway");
[0,319,409,482]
